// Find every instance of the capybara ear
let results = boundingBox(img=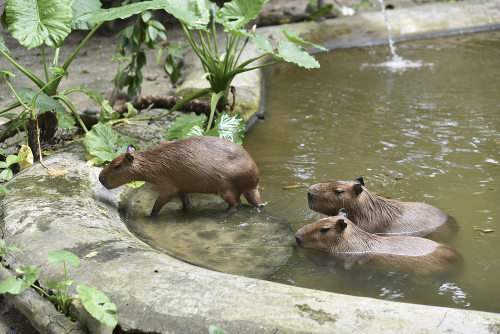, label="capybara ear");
[127,144,136,152]
[338,208,348,218]
[354,177,364,186]
[125,152,135,163]
[353,183,363,196]
[336,219,347,231]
